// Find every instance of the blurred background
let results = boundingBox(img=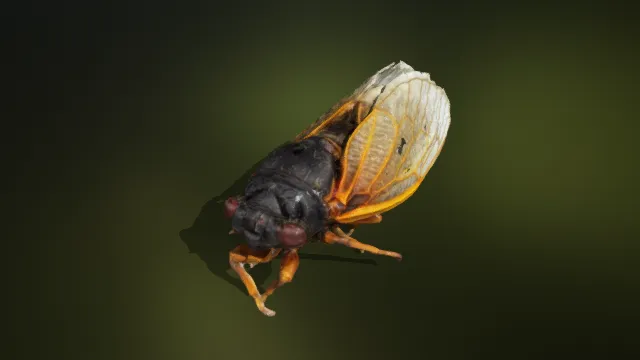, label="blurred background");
[7,1,639,359]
